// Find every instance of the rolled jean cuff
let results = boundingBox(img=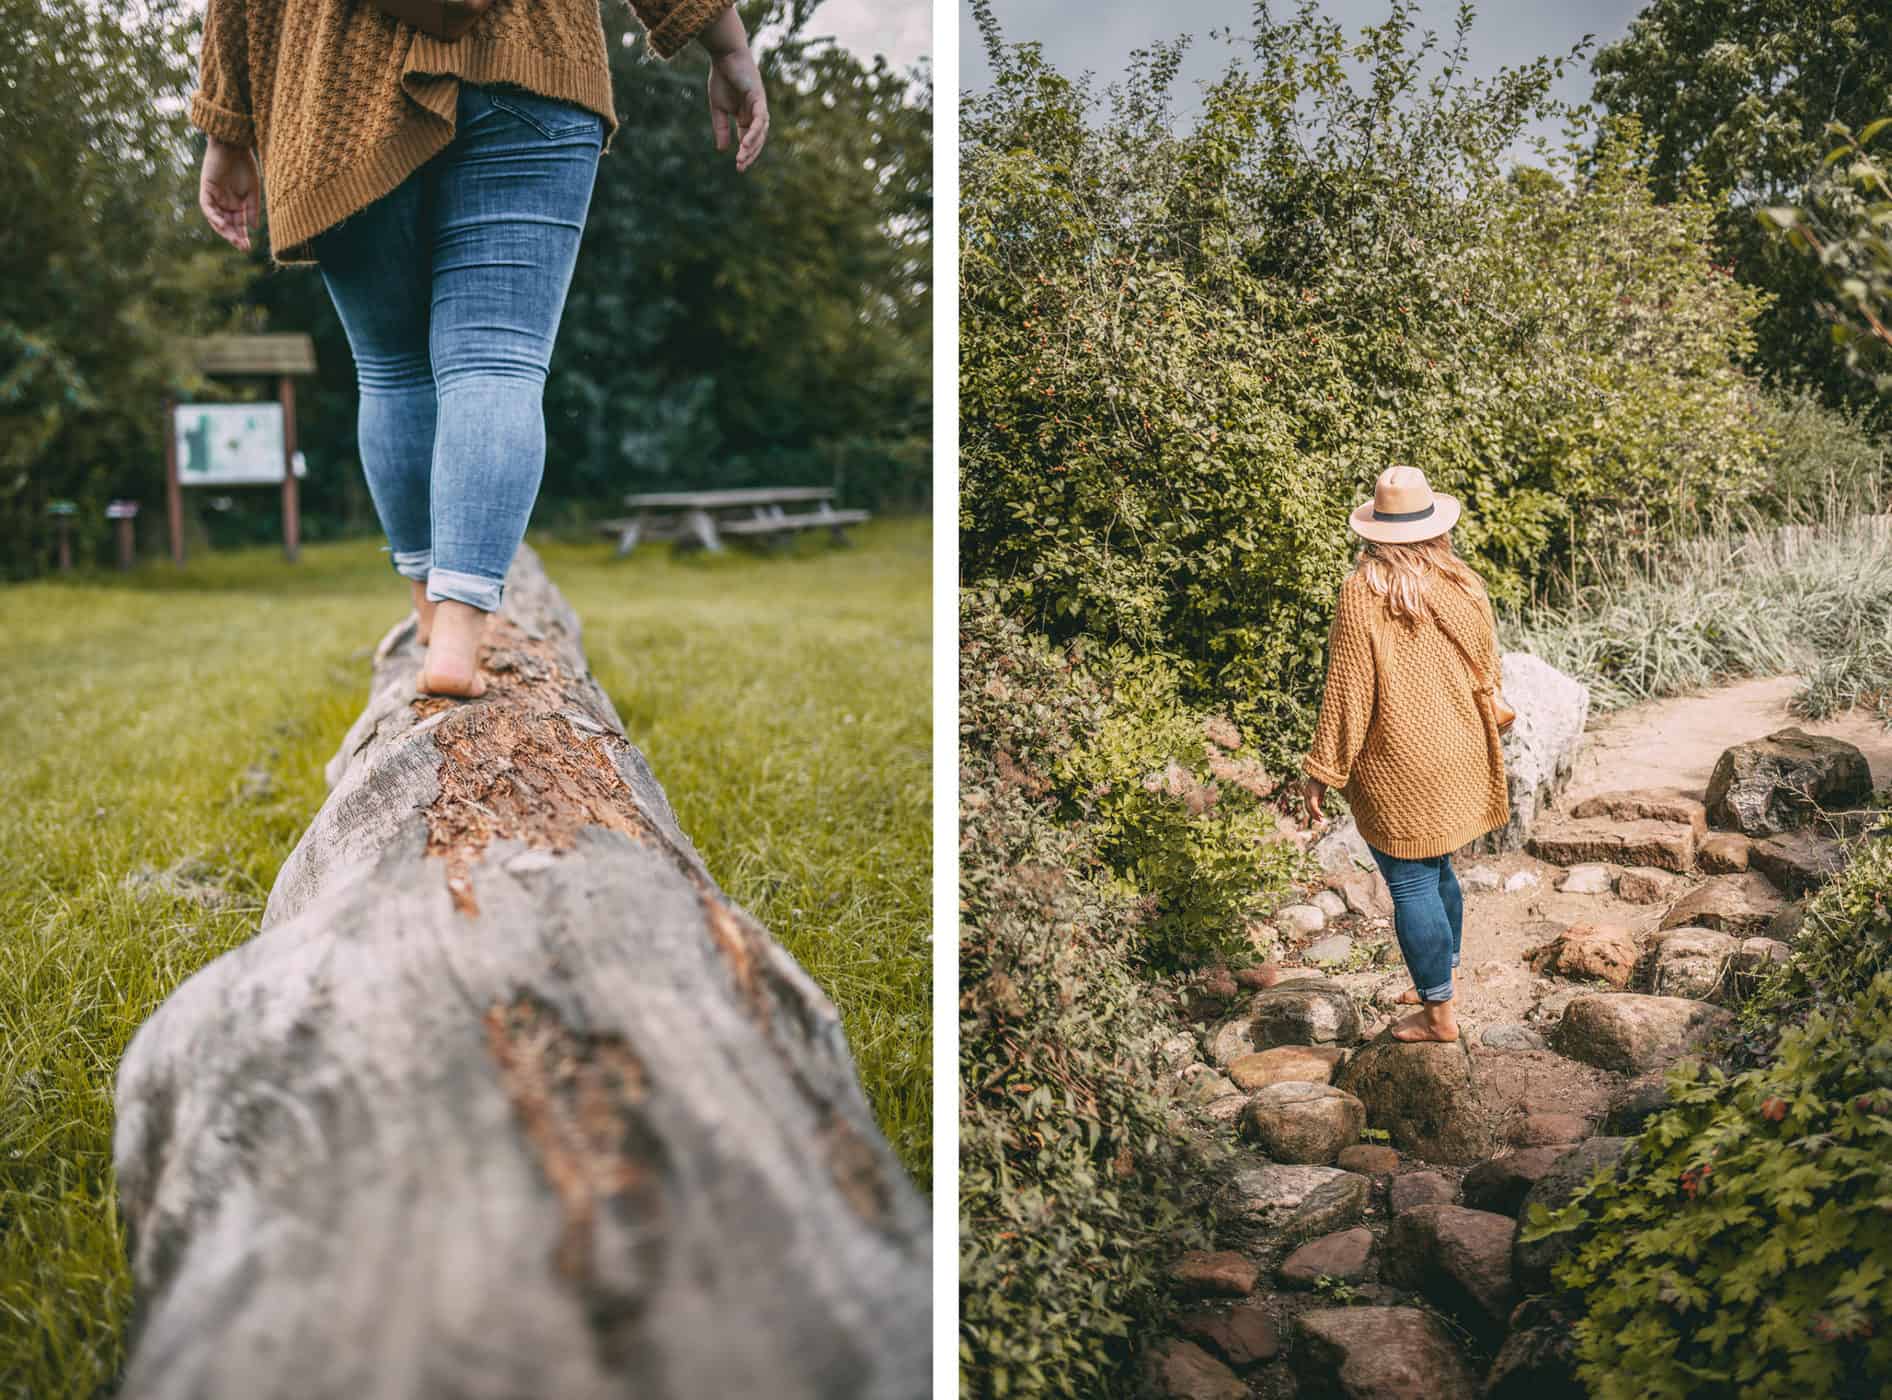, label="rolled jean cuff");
[390,548,432,582]
[426,567,504,612]
[1418,976,1454,1003]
